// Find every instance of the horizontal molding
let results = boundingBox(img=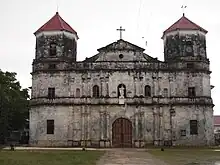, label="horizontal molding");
[30,97,214,107]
